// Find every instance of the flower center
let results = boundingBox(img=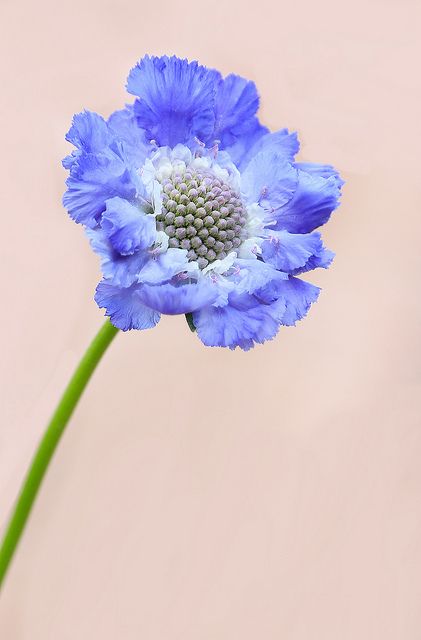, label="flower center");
[155,168,247,269]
